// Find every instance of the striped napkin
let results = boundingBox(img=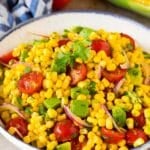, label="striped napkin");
[0,0,53,38]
